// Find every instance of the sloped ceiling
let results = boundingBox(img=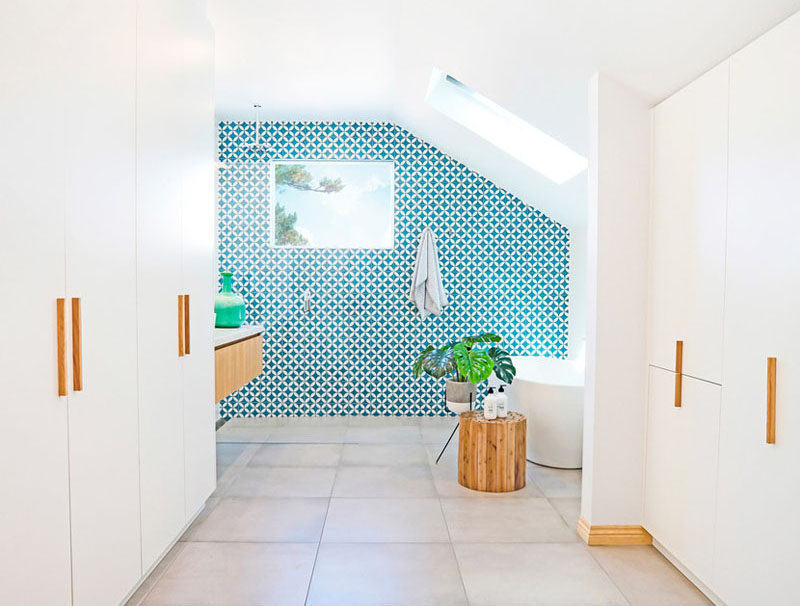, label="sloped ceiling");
[209,0,800,229]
